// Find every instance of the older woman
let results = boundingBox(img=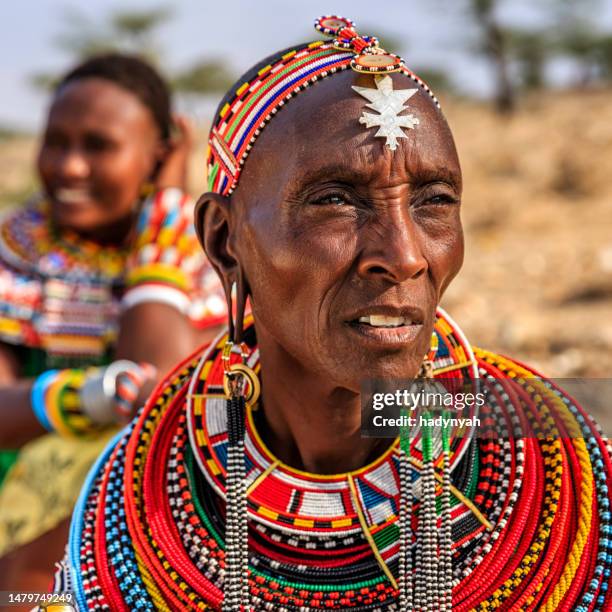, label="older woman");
[52,17,612,611]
